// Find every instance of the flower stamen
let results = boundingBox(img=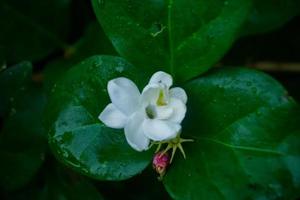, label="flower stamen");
[156,89,167,106]
[152,135,194,163]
